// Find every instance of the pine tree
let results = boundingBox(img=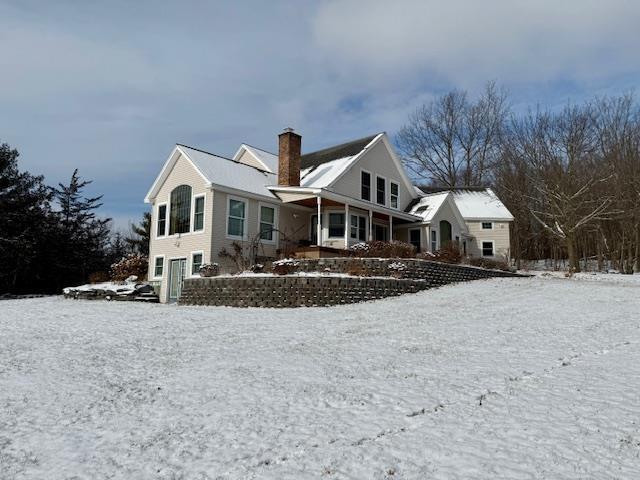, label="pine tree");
[125,211,151,255]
